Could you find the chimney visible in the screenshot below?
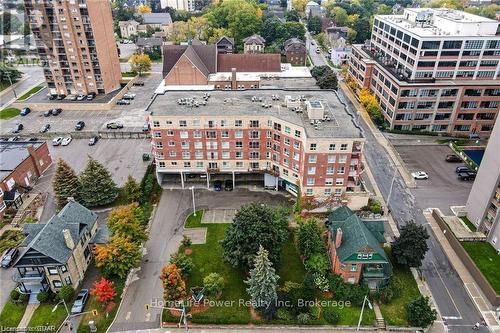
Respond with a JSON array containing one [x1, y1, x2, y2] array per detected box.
[[231, 67, 237, 90], [335, 228, 342, 248], [62, 229, 75, 250]]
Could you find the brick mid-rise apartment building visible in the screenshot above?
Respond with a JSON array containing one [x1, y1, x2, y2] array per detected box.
[[348, 8, 500, 137], [0, 141, 52, 219], [24, 0, 122, 96], [147, 89, 365, 201]]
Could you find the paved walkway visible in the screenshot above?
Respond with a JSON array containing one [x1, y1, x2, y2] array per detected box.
[[17, 303, 39, 329], [201, 209, 237, 224], [423, 209, 500, 332], [339, 82, 416, 189]]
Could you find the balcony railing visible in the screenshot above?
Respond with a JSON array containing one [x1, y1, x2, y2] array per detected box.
[[362, 266, 385, 278], [12, 271, 45, 283]]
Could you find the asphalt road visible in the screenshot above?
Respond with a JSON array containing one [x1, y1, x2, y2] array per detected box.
[[108, 189, 290, 332], [306, 31, 327, 67], [337, 86, 487, 333], [0, 65, 44, 109]]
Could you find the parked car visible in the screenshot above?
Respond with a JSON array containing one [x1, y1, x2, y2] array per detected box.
[[116, 99, 130, 105], [51, 108, 62, 116], [56, 94, 66, 100], [122, 93, 136, 100], [75, 121, 85, 131], [133, 80, 145, 86], [445, 154, 462, 162], [455, 166, 471, 173], [48, 94, 57, 100], [411, 171, 429, 179], [43, 109, 52, 117], [76, 93, 86, 101], [458, 171, 476, 181], [40, 124, 51, 133], [70, 289, 89, 314], [106, 122, 124, 129], [88, 135, 99, 146], [214, 180, 222, 191], [86, 92, 96, 101], [68, 94, 77, 101], [12, 123, 24, 133], [1, 248, 19, 268], [52, 137, 63, 146], [20, 107, 31, 116], [61, 136, 72, 146], [8, 136, 19, 141], [224, 179, 233, 191], [315, 48, 320, 54]]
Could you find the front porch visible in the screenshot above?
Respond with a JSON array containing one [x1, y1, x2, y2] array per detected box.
[[362, 263, 391, 289]]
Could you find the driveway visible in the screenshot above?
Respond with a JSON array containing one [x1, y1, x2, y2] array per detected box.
[[108, 189, 289, 332]]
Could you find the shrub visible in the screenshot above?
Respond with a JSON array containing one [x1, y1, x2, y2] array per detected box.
[[19, 293, 29, 303], [10, 289, 20, 301], [377, 277, 402, 304], [309, 305, 321, 319], [313, 273, 329, 292], [406, 296, 437, 328], [276, 308, 293, 321], [346, 283, 369, 307], [169, 253, 194, 277], [304, 253, 329, 275], [181, 235, 192, 248], [323, 307, 340, 324], [203, 273, 225, 298], [57, 285, 75, 302], [37, 291, 50, 303], [296, 218, 325, 260], [296, 312, 311, 324], [280, 281, 301, 293]]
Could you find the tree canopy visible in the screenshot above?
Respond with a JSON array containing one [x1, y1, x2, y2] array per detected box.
[[79, 157, 118, 207], [392, 222, 430, 268], [53, 159, 81, 209]]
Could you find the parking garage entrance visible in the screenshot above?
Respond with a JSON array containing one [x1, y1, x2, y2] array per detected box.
[[157, 170, 267, 190]]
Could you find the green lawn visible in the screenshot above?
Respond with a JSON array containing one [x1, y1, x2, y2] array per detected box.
[[121, 72, 136, 77], [0, 82, 10, 92], [184, 210, 204, 228], [461, 241, 500, 293], [28, 303, 67, 329], [0, 107, 20, 120], [460, 216, 477, 232], [77, 277, 125, 333], [0, 301, 27, 327], [0, 229, 25, 255], [379, 251, 421, 326], [17, 85, 43, 101], [276, 233, 306, 284]]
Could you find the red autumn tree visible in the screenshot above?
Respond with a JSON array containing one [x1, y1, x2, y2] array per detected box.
[[159, 264, 186, 301], [90, 277, 117, 304]]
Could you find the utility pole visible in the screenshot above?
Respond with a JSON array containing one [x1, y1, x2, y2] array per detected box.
[[190, 186, 196, 216]]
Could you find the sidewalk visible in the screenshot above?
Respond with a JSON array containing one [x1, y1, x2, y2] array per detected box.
[[17, 303, 39, 329], [339, 82, 416, 189], [423, 209, 500, 332]]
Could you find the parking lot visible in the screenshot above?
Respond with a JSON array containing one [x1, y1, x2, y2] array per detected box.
[[1, 73, 161, 136], [395, 144, 473, 214]]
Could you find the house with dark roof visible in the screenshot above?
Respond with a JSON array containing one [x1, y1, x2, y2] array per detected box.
[[243, 34, 266, 54], [216, 36, 235, 54], [284, 38, 306, 66], [137, 37, 163, 52], [0, 141, 52, 219], [13, 200, 106, 300], [327, 206, 391, 289]]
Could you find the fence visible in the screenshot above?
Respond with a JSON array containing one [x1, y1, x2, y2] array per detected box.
[[98, 131, 150, 139], [431, 209, 500, 306], [448, 142, 479, 171]]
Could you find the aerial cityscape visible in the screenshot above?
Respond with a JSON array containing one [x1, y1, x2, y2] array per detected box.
[[0, 0, 499, 332]]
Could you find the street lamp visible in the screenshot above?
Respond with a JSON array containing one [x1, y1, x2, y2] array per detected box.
[[52, 299, 70, 315], [386, 167, 398, 214], [357, 295, 373, 331], [5, 72, 17, 98], [190, 186, 196, 216]]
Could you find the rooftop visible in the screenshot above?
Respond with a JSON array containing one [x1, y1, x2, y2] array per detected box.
[[142, 12, 172, 25], [378, 8, 499, 37], [0, 141, 44, 181], [148, 89, 363, 139]]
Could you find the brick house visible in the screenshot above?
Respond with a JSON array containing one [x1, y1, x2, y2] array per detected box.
[[216, 36, 235, 54], [327, 206, 391, 289], [243, 34, 265, 54], [284, 38, 306, 66], [0, 141, 52, 219], [13, 200, 108, 301]]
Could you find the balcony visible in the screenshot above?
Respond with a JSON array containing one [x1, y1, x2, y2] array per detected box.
[[362, 265, 386, 278], [12, 270, 45, 283]]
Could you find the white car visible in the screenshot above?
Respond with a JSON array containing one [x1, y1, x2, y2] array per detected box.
[[61, 136, 72, 146], [52, 137, 63, 146], [411, 171, 429, 180]]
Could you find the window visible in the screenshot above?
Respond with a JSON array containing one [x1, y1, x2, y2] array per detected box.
[[193, 131, 202, 138], [350, 264, 357, 272], [169, 151, 176, 157], [307, 178, 315, 185], [250, 120, 259, 127], [53, 280, 63, 288], [181, 141, 189, 149], [159, 161, 166, 168], [194, 141, 202, 149], [336, 178, 344, 185], [64, 276, 72, 285], [308, 155, 317, 163], [308, 167, 316, 175], [180, 131, 188, 138], [221, 131, 229, 138], [235, 120, 242, 127], [167, 130, 174, 136], [220, 120, 228, 127], [329, 144, 336, 151], [235, 130, 243, 138], [293, 141, 300, 149], [335, 189, 342, 196], [206, 131, 217, 139], [182, 152, 190, 159], [235, 141, 243, 148], [309, 143, 317, 151], [236, 161, 244, 168], [179, 120, 187, 127], [196, 161, 203, 168], [192, 120, 200, 127], [326, 166, 334, 174], [155, 142, 163, 148], [324, 189, 332, 195], [221, 142, 230, 149], [195, 151, 203, 159], [328, 155, 336, 163], [284, 126, 291, 134], [339, 155, 347, 163], [305, 188, 313, 196], [294, 130, 301, 138], [235, 151, 243, 159], [340, 143, 348, 151], [325, 178, 333, 185], [338, 166, 345, 174], [154, 132, 161, 138], [153, 121, 160, 128], [184, 162, 191, 168], [48, 267, 58, 275], [222, 151, 230, 159], [284, 138, 290, 145]]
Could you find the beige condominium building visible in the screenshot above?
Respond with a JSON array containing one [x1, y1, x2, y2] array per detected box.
[[25, 0, 122, 96], [466, 120, 500, 250], [147, 89, 367, 203], [348, 8, 500, 138]]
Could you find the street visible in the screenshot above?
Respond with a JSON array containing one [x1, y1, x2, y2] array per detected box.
[[306, 31, 327, 67], [337, 86, 488, 333], [0, 65, 44, 109]]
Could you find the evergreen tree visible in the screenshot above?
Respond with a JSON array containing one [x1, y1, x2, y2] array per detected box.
[[245, 245, 279, 318], [123, 175, 142, 203], [79, 157, 118, 207], [392, 222, 429, 268], [53, 159, 81, 208]]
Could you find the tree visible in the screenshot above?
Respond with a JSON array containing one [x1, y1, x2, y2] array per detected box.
[[90, 277, 117, 304], [307, 15, 321, 34], [392, 222, 430, 268], [107, 204, 148, 243], [94, 234, 142, 279], [123, 176, 142, 203], [292, 0, 308, 13], [129, 53, 151, 76], [160, 264, 186, 301], [169, 253, 194, 277], [136, 4, 152, 14], [53, 159, 81, 209], [203, 273, 225, 298], [304, 253, 329, 275], [221, 204, 289, 270], [58, 285, 75, 303], [317, 71, 338, 89], [282, 22, 306, 41], [79, 157, 118, 207], [329, 7, 348, 26], [296, 219, 325, 260], [0, 12, 22, 34], [285, 9, 301, 22], [352, 17, 371, 43], [0, 65, 22, 85], [406, 296, 437, 328], [245, 246, 279, 318]]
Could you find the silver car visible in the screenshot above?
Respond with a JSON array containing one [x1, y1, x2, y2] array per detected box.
[[70, 289, 89, 314]]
